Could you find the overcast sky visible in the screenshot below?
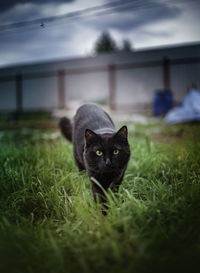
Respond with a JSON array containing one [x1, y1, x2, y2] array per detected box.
[[0, 0, 200, 67]]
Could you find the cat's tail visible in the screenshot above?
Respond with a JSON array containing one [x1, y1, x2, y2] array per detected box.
[[59, 117, 72, 142]]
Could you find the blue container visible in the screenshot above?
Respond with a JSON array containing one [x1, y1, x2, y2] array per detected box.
[[153, 90, 173, 116]]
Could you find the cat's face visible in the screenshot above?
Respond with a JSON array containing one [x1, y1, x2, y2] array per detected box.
[[84, 126, 130, 174]]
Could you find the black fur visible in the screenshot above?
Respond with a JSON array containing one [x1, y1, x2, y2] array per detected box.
[[59, 104, 130, 211], [59, 117, 72, 142]]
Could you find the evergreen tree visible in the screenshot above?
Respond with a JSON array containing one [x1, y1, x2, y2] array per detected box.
[[122, 39, 133, 52], [95, 32, 117, 54]]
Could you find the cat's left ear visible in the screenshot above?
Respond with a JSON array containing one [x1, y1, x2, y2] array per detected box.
[[115, 125, 128, 140], [85, 129, 97, 145]]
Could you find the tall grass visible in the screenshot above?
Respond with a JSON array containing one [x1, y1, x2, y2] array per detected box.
[[0, 126, 200, 273]]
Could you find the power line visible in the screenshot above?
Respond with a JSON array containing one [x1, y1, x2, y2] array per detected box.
[[0, 0, 141, 31], [0, 0, 198, 32]]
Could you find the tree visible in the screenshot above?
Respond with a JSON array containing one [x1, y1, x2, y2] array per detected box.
[[95, 32, 118, 54], [122, 39, 133, 52]]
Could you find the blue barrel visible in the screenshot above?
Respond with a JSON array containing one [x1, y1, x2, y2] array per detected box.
[[153, 90, 173, 116]]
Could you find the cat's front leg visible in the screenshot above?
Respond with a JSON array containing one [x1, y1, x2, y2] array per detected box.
[[92, 182, 107, 203], [91, 182, 108, 215], [112, 169, 126, 192]]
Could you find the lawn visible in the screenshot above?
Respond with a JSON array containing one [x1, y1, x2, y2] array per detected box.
[[0, 122, 200, 273]]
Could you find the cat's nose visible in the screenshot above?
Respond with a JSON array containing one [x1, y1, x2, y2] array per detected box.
[[105, 158, 111, 166]]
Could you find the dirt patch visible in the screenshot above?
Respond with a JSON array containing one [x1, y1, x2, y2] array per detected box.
[[151, 135, 181, 142]]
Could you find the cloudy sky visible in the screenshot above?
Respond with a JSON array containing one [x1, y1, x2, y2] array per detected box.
[[0, 0, 200, 67]]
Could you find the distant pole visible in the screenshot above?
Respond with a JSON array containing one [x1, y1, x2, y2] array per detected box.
[[108, 64, 116, 110], [163, 57, 170, 90], [16, 74, 23, 112], [58, 70, 66, 108]]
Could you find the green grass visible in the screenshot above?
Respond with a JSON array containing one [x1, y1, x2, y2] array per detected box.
[[0, 124, 200, 273]]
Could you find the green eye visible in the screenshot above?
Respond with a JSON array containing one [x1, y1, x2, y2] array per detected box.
[[96, 150, 103, 156], [113, 149, 119, 155]]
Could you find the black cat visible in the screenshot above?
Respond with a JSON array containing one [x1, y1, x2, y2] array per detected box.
[[59, 103, 130, 210]]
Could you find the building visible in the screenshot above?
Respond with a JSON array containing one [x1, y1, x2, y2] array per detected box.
[[0, 42, 200, 112]]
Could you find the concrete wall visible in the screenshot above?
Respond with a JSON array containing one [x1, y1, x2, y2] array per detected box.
[[115, 66, 163, 110], [170, 62, 200, 102], [0, 80, 16, 111], [65, 71, 109, 103], [0, 42, 200, 112], [22, 76, 58, 110]]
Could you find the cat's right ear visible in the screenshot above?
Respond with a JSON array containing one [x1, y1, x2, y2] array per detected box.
[[85, 129, 97, 145]]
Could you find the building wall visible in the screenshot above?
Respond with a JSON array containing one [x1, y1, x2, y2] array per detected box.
[[64, 71, 109, 103], [22, 76, 58, 110], [115, 66, 163, 110], [0, 80, 16, 111], [0, 43, 200, 112], [170, 62, 200, 102]]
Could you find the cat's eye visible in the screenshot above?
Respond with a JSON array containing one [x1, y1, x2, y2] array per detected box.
[[96, 150, 103, 156], [113, 149, 120, 155]]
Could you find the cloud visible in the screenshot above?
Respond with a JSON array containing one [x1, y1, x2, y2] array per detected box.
[[0, 0, 107, 66], [0, 1, 76, 25], [0, 0, 199, 67], [0, 17, 98, 66], [0, 0, 105, 25], [84, 1, 181, 32], [0, 0, 74, 13]]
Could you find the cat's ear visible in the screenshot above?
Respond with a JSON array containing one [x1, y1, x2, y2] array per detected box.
[[115, 125, 128, 140], [85, 129, 97, 145]]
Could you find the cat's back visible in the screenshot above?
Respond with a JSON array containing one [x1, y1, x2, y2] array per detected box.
[[73, 103, 115, 132]]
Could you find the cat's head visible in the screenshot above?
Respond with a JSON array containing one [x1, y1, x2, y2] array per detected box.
[[84, 126, 130, 174]]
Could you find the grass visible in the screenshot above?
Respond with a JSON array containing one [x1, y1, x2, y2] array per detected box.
[[0, 123, 200, 273]]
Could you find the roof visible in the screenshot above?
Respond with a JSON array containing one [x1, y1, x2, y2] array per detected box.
[[0, 41, 200, 76]]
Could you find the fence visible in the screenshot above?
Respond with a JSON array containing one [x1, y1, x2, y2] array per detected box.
[[0, 56, 200, 112]]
